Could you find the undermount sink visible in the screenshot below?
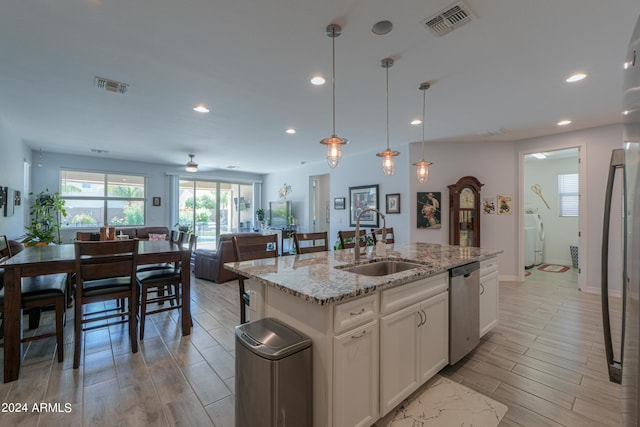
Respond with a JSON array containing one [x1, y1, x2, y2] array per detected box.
[[337, 260, 424, 277]]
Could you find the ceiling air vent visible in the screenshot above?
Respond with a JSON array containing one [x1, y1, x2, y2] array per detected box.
[[423, 1, 475, 37], [94, 76, 129, 95]]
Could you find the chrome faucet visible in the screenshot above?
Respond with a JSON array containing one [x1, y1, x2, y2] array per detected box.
[[354, 208, 386, 262]]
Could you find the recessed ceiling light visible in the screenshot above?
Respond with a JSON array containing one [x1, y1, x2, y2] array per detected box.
[[285, 128, 296, 134], [372, 20, 393, 35], [410, 119, 422, 125], [566, 73, 587, 83], [557, 120, 572, 126], [531, 153, 547, 159], [623, 110, 630, 115], [310, 76, 325, 85], [193, 105, 210, 113]]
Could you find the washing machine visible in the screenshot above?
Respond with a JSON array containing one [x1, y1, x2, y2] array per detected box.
[[524, 213, 544, 266]]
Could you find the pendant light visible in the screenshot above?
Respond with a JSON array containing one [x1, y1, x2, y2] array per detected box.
[[412, 82, 433, 183], [376, 58, 399, 176], [185, 154, 198, 172], [320, 24, 348, 169]]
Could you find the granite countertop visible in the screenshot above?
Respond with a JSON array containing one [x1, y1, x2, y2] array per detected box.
[[225, 242, 503, 306]]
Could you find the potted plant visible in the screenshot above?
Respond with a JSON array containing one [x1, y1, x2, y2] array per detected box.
[[255, 208, 265, 222], [23, 189, 67, 246]]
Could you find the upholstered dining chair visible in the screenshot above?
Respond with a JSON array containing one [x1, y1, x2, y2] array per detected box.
[[338, 229, 367, 249], [232, 234, 278, 324], [0, 235, 67, 362], [370, 227, 395, 244], [294, 232, 329, 254], [76, 231, 100, 241], [73, 239, 139, 368], [136, 233, 195, 339], [137, 230, 182, 273]]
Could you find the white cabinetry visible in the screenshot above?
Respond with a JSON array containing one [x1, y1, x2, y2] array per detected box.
[[334, 321, 379, 427], [479, 257, 499, 337], [379, 273, 449, 416], [333, 294, 379, 427]]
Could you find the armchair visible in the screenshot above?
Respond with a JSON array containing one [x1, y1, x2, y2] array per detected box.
[[194, 233, 261, 283]]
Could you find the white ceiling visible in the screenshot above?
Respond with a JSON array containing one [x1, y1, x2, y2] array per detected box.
[[1, 0, 638, 174]]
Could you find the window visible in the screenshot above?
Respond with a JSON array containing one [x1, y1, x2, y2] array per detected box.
[[178, 179, 254, 250], [60, 170, 146, 227], [558, 173, 578, 217]]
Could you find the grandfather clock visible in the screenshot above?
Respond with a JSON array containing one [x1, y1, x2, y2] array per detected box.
[[448, 176, 483, 247]]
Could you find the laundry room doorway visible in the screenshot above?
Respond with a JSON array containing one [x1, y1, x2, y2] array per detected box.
[[521, 147, 582, 289]]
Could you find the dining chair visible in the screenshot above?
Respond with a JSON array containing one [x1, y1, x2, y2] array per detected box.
[[137, 230, 182, 273], [370, 227, 395, 244], [76, 231, 100, 241], [136, 233, 195, 339], [0, 235, 67, 362], [294, 232, 329, 254], [338, 229, 367, 249], [232, 234, 278, 324], [73, 239, 139, 369]]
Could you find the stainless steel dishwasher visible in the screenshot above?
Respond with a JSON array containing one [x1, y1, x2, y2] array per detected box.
[[449, 261, 480, 365]]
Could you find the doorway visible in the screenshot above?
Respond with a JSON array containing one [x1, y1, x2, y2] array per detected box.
[[521, 147, 584, 289], [309, 174, 330, 234]]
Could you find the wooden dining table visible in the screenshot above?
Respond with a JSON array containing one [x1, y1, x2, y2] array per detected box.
[[0, 239, 192, 383]]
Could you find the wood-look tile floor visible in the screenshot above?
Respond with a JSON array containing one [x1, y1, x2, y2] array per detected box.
[[0, 267, 623, 427]]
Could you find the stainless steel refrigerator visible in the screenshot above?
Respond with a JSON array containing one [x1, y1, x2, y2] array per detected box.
[[602, 13, 640, 427]]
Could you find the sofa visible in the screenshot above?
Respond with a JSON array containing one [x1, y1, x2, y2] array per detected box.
[[115, 226, 170, 240], [194, 232, 261, 283]]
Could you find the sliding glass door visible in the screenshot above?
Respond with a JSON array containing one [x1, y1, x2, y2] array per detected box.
[[178, 179, 254, 250]]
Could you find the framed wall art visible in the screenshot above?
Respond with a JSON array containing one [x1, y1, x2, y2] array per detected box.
[[417, 191, 441, 228], [349, 184, 379, 227], [334, 197, 345, 210], [497, 194, 512, 214], [386, 193, 400, 214], [152, 196, 161, 207], [483, 197, 496, 214]]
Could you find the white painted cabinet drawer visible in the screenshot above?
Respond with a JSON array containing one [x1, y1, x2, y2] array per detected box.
[[380, 272, 448, 315], [334, 294, 379, 334], [480, 258, 498, 277]]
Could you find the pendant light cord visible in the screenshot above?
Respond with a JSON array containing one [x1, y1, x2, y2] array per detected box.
[[331, 26, 336, 136], [421, 86, 426, 160], [386, 62, 390, 150]]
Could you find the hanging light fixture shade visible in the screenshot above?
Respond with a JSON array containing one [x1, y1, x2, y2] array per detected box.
[[185, 154, 198, 172], [412, 82, 433, 183], [376, 58, 400, 176], [320, 24, 348, 169]]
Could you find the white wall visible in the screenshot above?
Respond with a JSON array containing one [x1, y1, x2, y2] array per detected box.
[[0, 115, 29, 240], [409, 140, 518, 280], [265, 140, 517, 278], [263, 124, 620, 288], [516, 124, 623, 294], [264, 144, 412, 249], [31, 151, 264, 243], [524, 156, 579, 266]]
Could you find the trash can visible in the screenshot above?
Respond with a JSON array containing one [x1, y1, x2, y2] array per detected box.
[[235, 317, 312, 427], [569, 245, 579, 269]]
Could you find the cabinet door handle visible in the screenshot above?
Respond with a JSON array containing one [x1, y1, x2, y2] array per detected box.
[[351, 330, 367, 339], [421, 309, 427, 325], [350, 307, 366, 316], [480, 283, 485, 295], [417, 310, 425, 327]]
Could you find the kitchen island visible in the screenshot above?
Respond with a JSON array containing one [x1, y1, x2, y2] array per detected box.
[[226, 242, 502, 427]]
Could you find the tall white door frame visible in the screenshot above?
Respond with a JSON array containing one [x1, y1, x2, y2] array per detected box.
[[518, 144, 586, 291]]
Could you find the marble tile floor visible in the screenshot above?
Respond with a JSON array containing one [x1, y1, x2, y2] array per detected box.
[[0, 269, 623, 427], [375, 375, 507, 427]]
